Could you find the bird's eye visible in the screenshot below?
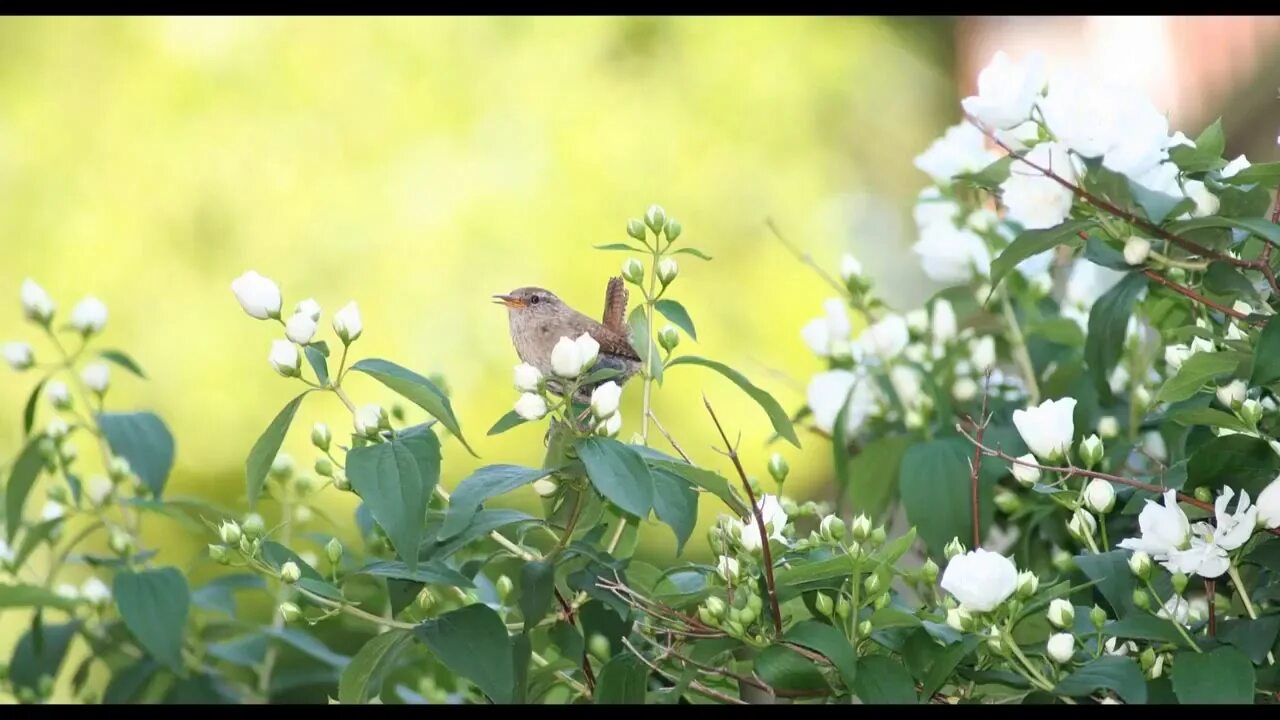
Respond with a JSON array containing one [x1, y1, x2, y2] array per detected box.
[[530, 295, 541, 305]]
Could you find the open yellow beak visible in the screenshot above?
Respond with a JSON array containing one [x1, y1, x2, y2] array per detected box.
[[492, 294, 526, 308]]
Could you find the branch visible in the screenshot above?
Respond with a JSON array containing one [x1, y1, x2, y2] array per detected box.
[[704, 396, 785, 636], [763, 217, 850, 298], [966, 372, 993, 549]]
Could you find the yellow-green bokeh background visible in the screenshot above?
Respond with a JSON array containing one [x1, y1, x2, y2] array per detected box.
[[0, 16, 957, 697]]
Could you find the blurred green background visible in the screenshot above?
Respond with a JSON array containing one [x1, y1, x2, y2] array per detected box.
[[0, 16, 957, 694]]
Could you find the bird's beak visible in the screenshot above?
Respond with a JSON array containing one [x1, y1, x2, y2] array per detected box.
[[493, 294, 526, 308]]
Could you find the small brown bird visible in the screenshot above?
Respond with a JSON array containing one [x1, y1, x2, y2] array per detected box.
[[494, 277, 643, 399]]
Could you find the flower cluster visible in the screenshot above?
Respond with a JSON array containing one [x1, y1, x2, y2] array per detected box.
[[231, 270, 363, 381]]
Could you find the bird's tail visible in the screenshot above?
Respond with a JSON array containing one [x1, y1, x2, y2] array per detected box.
[[602, 276, 628, 332]]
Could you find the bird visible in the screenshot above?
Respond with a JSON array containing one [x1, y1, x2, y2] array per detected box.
[[494, 277, 643, 401]]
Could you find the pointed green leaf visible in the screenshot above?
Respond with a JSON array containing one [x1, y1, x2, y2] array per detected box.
[[665, 355, 800, 447], [350, 358, 476, 457], [595, 653, 650, 703], [518, 560, 556, 631], [414, 604, 514, 703], [21, 377, 46, 437], [338, 629, 416, 704], [1166, 216, 1280, 246], [439, 464, 555, 540], [576, 437, 654, 518], [1157, 351, 1248, 403], [671, 247, 712, 261], [346, 437, 432, 570], [989, 220, 1093, 293], [98, 349, 147, 379], [99, 411, 176, 498], [1171, 647, 1254, 704], [5, 438, 44, 542], [650, 466, 698, 553], [654, 299, 697, 340], [244, 392, 308, 509], [113, 567, 190, 671], [486, 410, 528, 436], [1085, 272, 1146, 398], [1054, 656, 1146, 704], [303, 345, 329, 385], [0, 583, 79, 612], [785, 620, 857, 689]]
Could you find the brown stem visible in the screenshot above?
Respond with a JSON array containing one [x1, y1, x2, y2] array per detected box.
[[703, 397, 785, 636], [1205, 578, 1217, 638], [968, 372, 993, 548], [1143, 269, 1258, 324], [648, 410, 693, 463], [954, 424, 1280, 537], [620, 638, 747, 705]]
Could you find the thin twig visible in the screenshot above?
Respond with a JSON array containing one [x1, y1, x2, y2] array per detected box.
[[621, 638, 748, 705], [1205, 578, 1216, 639], [1143, 269, 1259, 324], [704, 396, 785, 636], [648, 410, 693, 463], [966, 372, 993, 549], [763, 217, 851, 297]]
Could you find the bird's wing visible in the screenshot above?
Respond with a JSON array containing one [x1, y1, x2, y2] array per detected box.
[[570, 313, 642, 363], [602, 276, 628, 332]]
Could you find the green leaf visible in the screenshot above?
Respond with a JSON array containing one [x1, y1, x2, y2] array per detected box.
[[21, 377, 46, 437], [627, 305, 663, 385], [1073, 551, 1137, 618], [10, 620, 79, 692], [899, 438, 992, 558], [346, 436, 435, 570], [1167, 215, 1280, 246], [989, 220, 1092, 293], [1218, 616, 1280, 664], [350, 358, 476, 457], [953, 154, 1014, 189], [303, 345, 329, 385], [244, 392, 308, 509], [0, 583, 78, 612], [1156, 351, 1246, 403], [576, 437, 655, 518], [1171, 647, 1255, 704], [103, 659, 160, 704], [1054, 656, 1147, 704], [354, 560, 474, 588], [113, 567, 190, 670], [98, 349, 147, 379], [1129, 178, 1187, 224], [1186, 433, 1280, 497], [97, 411, 175, 498], [1205, 263, 1262, 305], [1082, 234, 1131, 270], [665, 355, 800, 448], [4, 438, 44, 542], [654, 298, 697, 340], [753, 644, 831, 693], [414, 603, 514, 704], [774, 554, 856, 598], [1085, 272, 1146, 398], [1228, 161, 1280, 188], [1252, 315, 1280, 387], [1197, 118, 1226, 156], [518, 560, 556, 631], [1166, 407, 1249, 433], [511, 632, 532, 704], [594, 652, 650, 703], [785, 621, 857, 689], [921, 636, 981, 700], [439, 464, 554, 540], [1029, 317, 1086, 347], [338, 629, 416, 704], [846, 434, 914, 520], [487, 410, 527, 436], [671, 247, 712, 261], [650, 466, 697, 553], [852, 654, 917, 704], [594, 242, 642, 252], [644, 458, 748, 516]]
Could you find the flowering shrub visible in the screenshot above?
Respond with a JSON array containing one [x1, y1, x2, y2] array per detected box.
[[5, 50, 1280, 705]]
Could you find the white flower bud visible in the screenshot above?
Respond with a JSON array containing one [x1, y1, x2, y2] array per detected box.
[[47, 381, 71, 410], [969, 336, 996, 373], [952, 377, 978, 402], [271, 453, 294, 477], [230, 271, 282, 320], [1046, 633, 1075, 664], [219, 521, 242, 545], [716, 556, 739, 582], [280, 561, 301, 584], [354, 403, 388, 436], [657, 325, 680, 352], [595, 411, 623, 437], [656, 257, 679, 286], [1011, 455, 1040, 487], [70, 296, 108, 335], [3, 342, 33, 371], [1084, 478, 1116, 514], [285, 312, 318, 344], [626, 218, 647, 241], [905, 308, 928, 334], [45, 417, 69, 440], [242, 513, 266, 536], [1216, 379, 1247, 409], [295, 298, 322, 321], [621, 258, 645, 285], [311, 422, 331, 451], [81, 362, 111, 394], [768, 453, 789, 484], [590, 381, 622, 418], [945, 607, 974, 632], [21, 278, 56, 324], [1047, 598, 1075, 629], [550, 337, 581, 378], [1123, 236, 1151, 266], [1078, 434, 1104, 468], [532, 478, 559, 497], [1184, 180, 1220, 218], [840, 254, 863, 283], [513, 363, 542, 392], [86, 475, 113, 507], [1127, 550, 1152, 579], [279, 601, 302, 623], [664, 218, 683, 241], [931, 299, 957, 344], [819, 514, 845, 542], [944, 537, 966, 560], [850, 514, 872, 541], [514, 393, 548, 421], [1016, 570, 1039, 598], [645, 204, 667, 233], [332, 301, 363, 344], [575, 333, 600, 371], [1067, 508, 1097, 541], [268, 340, 301, 378], [1096, 415, 1120, 440]]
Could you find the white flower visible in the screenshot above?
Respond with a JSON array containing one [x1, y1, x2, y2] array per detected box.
[[962, 51, 1046, 130], [1118, 489, 1190, 560], [47, 381, 70, 408], [1216, 380, 1247, 408], [1097, 416, 1120, 439], [940, 548, 1019, 612], [716, 556, 739, 582], [912, 223, 992, 284], [513, 363, 542, 393], [1100, 96, 1171, 180], [952, 377, 978, 402], [1011, 455, 1040, 487], [532, 478, 558, 497], [889, 365, 923, 409], [550, 337, 583, 378], [1104, 637, 1137, 657], [801, 298, 852, 358], [1039, 71, 1126, 158], [740, 495, 787, 552], [807, 370, 879, 437], [514, 393, 548, 421], [1183, 180, 1220, 218], [1047, 598, 1074, 628], [3, 342, 33, 370], [931, 299, 958, 344], [590, 381, 622, 418], [354, 404, 387, 436], [1164, 532, 1230, 579], [285, 312, 318, 344], [70, 297, 108, 335], [1084, 479, 1116, 514], [914, 121, 999, 184], [1133, 161, 1185, 201], [598, 411, 623, 437], [1123, 237, 1152, 266], [81, 576, 111, 605], [332, 301, 363, 344], [1209, 487, 1256, 551], [575, 333, 600, 371], [21, 278, 56, 323], [41, 500, 65, 522], [945, 607, 973, 631], [840, 254, 863, 283], [1190, 336, 1216, 355], [969, 335, 996, 372], [1012, 397, 1077, 462], [87, 475, 113, 507], [913, 187, 961, 228], [1164, 344, 1192, 371], [1257, 476, 1280, 529], [230, 271, 282, 320], [81, 362, 111, 394], [994, 120, 1042, 153], [656, 257, 679, 285], [1157, 596, 1191, 626], [295, 298, 322, 321], [1046, 633, 1075, 664], [1065, 260, 1126, 309], [1220, 154, 1251, 179], [1000, 142, 1078, 230], [268, 340, 300, 378], [855, 314, 909, 362]]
